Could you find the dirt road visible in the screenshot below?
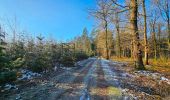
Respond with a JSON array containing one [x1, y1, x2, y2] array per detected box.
[[2, 58, 170, 100]]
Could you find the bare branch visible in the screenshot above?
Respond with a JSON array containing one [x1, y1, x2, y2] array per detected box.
[[111, 0, 129, 8]]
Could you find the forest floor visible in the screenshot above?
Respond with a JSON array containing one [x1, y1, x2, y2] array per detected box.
[[0, 58, 170, 100]]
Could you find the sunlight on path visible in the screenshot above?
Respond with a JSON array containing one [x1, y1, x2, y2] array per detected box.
[[100, 59, 129, 100]]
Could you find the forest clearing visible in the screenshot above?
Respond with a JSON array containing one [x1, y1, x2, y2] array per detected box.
[[0, 0, 170, 100]]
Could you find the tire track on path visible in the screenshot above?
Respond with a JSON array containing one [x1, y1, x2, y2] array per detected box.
[[90, 59, 109, 100], [5, 59, 94, 100], [54, 58, 96, 100], [101, 59, 131, 100]]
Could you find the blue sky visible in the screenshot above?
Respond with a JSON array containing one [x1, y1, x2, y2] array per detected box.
[[0, 0, 96, 41]]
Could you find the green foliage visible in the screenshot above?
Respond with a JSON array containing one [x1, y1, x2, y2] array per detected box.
[[0, 48, 5, 70], [59, 56, 75, 67], [0, 32, 92, 80], [8, 42, 25, 60], [11, 57, 25, 69], [24, 52, 35, 69], [29, 57, 45, 72], [0, 71, 17, 85], [75, 52, 89, 61], [25, 51, 52, 72], [2, 41, 26, 70], [25, 42, 53, 72], [0, 50, 12, 70], [0, 43, 19, 85]]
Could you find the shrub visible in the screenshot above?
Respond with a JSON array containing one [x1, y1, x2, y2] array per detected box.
[[25, 52, 52, 72], [0, 71, 17, 85], [0, 52, 13, 71], [11, 57, 25, 69], [59, 56, 75, 67], [75, 52, 89, 61], [33, 56, 51, 72]]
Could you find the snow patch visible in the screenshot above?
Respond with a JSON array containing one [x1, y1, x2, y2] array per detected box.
[[101, 60, 135, 99], [61, 67, 73, 70], [161, 77, 170, 85], [134, 70, 170, 85], [101, 60, 121, 87], [18, 69, 42, 80], [80, 60, 97, 100], [3, 84, 18, 91]]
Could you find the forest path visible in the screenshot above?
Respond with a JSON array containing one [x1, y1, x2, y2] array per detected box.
[[4, 58, 128, 100], [3, 58, 169, 100], [54, 58, 127, 100]]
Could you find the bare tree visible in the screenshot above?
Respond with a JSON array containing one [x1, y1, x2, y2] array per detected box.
[[156, 0, 170, 52], [115, 12, 121, 57], [6, 16, 18, 43], [142, 0, 148, 65], [89, 0, 112, 59], [149, 14, 158, 60]]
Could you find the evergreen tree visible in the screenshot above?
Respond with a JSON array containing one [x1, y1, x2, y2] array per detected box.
[[82, 28, 91, 54], [0, 25, 9, 70]]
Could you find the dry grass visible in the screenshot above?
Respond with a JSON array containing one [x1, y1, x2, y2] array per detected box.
[[147, 58, 170, 76], [149, 58, 170, 68], [111, 56, 170, 76], [110, 56, 170, 98], [111, 56, 134, 63]]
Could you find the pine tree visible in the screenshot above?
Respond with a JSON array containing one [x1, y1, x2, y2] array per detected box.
[[81, 28, 92, 55], [0, 25, 8, 70]]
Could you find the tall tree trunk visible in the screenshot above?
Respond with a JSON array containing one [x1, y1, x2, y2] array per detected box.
[[142, 0, 148, 65], [130, 0, 145, 69], [168, 22, 170, 37], [168, 21, 170, 44], [115, 13, 121, 58], [105, 20, 109, 60], [167, 17, 170, 58], [151, 23, 157, 60], [131, 40, 134, 58], [158, 23, 161, 58]]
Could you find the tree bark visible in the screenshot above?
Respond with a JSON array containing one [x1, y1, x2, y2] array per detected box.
[[150, 17, 157, 60], [142, 0, 149, 65], [158, 23, 161, 58], [131, 40, 134, 58], [105, 20, 109, 60], [115, 13, 121, 58], [130, 0, 144, 69]]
